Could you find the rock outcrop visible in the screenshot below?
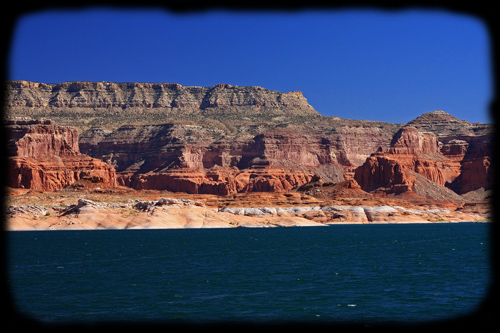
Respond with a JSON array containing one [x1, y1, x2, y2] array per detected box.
[[439, 134, 492, 194], [407, 110, 492, 194], [77, 122, 394, 193], [3, 81, 492, 202], [5, 81, 323, 131], [5, 80, 400, 182], [6, 81, 316, 113], [355, 126, 455, 192], [407, 110, 489, 137], [119, 167, 314, 195], [6, 118, 117, 191], [354, 118, 491, 199], [387, 126, 440, 155], [218, 204, 479, 224]]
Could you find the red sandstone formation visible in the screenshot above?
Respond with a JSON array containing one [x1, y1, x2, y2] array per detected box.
[[7, 118, 117, 191], [76, 122, 395, 193], [353, 124, 488, 199], [118, 167, 314, 195], [7, 118, 80, 159], [6, 112, 490, 199], [3, 81, 491, 201], [450, 153, 492, 194], [407, 110, 492, 194], [387, 126, 440, 155]]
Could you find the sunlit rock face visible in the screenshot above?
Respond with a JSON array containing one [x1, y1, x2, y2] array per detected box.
[[5, 82, 492, 199], [354, 112, 492, 198], [6, 118, 117, 191]]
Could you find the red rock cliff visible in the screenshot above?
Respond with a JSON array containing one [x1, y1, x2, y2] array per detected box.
[[7, 118, 117, 191], [7, 118, 80, 159], [444, 134, 492, 194], [354, 126, 462, 196], [118, 167, 314, 195]]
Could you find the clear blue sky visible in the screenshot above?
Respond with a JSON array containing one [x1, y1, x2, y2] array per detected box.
[[8, 7, 493, 124]]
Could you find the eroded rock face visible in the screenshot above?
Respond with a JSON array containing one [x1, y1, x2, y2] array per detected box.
[[408, 111, 493, 194], [7, 118, 80, 159], [79, 123, 226, 172], [354, 126, 460, 193], [6, 80, 319, 116], [7, 156, 117, 191], [354, 118, 490, 198], [442, 134, 492, 194], [406, 110, 477, 137], [4, 82, 491, 200], [77, 110, 491, 197], [353, 155, 412, 194], [77, 122, 395, 193], [7, 118, 117, 191], [118, 167, 314, 195], [5, 81, 399, 187], [388, 126, 440, 155]]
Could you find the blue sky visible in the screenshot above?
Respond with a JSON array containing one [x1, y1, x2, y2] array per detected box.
[[8, 7, 492, 124]]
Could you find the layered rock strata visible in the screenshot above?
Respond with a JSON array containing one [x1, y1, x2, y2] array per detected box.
[[439, 134, 492, 194], [3, 80, 491, 202], [119, 167, 314, 195], [6, 118, 117, 191], [6, 81, 316, 113], [218, 204, 479, 223], [407, 110, 490, 137], [78, 123, 392, 173], [5, 81, 322, 131], [77, 123, 392, 194], [354, 121, 491, 199], [405, 110, 492, 194]]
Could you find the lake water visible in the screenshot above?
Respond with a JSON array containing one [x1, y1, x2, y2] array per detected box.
[[6, 223, 492, 325]]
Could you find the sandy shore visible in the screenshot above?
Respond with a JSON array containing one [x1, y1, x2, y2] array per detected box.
[[5, 195, 489, 231]]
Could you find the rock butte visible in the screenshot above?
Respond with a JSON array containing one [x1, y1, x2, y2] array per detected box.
[[6, 118, 117, 191], [4, 81, 492, 229]]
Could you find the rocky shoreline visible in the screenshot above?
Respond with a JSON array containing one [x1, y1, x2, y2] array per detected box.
[[4, 82, 492, 230], [6, 195, 489, 231]]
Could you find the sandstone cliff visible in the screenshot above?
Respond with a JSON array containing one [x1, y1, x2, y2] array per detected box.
[[118, 167, 314, 195], [76, 122, 394, 194], [5, 80, 323, 131], [6, 81, 316, 112], [354, 121, 491, 200], [407, 110, 492, 194], [3, 81, 491, 202], [6, 118, 117, 191]]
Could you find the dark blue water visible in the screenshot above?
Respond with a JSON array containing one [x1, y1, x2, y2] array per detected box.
[[7, 223, 491, 324]]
